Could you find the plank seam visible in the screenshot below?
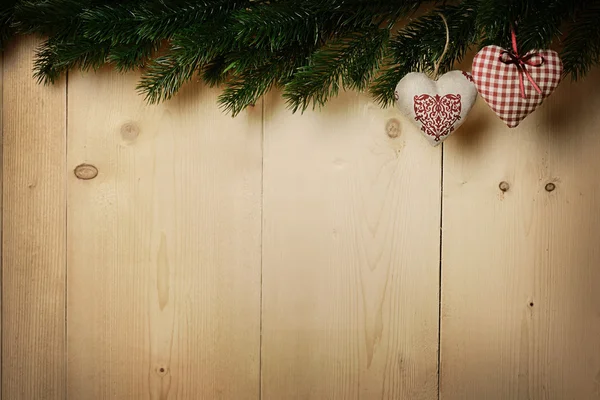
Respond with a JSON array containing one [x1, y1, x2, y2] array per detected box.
[[259, 97, 265, 400], [1, 50, 4, 400], [437, 143, 444, 400], [64, 70, 69, 400]]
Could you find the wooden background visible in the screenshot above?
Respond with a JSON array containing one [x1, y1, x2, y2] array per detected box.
[[2, 36, 600, 400]]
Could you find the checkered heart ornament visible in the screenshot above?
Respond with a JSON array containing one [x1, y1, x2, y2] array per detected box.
[[471, 29, 563, 128]]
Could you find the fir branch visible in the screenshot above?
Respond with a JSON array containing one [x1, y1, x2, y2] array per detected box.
[[137, 53, 201, 104], [336, 0, 430, 29], [0, 0, 17, 49], [14, 0, 116, 80], [284, 27, 389, 112], [137, 20, 236, 103], [219, 46, 313, 116], [370, 58, 406, 108], [202, 56, 229, 86], [233, 0, 428, 51], [12, 0, 89, 36], [517, 0, 566, 52], [475, 0, 526, 49], [508, 0, 589, 54], [82, 0, 242, 44], [108, 40, 158, 71], [562, 2, 600, 79], [33, 35, 111, 83], [233, 2, 320, 51], [2, 0, 600, 114]]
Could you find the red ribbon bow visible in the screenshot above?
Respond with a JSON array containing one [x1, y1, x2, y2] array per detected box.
[[499, 29, 545, 99]]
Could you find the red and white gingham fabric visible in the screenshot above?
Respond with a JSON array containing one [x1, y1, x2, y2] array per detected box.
[[471, 45, 563, 128]]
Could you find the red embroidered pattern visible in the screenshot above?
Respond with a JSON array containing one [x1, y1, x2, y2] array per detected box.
[[413, 94, 462, 141], [462, 71, 475, 83]]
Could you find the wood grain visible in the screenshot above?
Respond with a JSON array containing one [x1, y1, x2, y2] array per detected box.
[[2, 36, 67, 399], [261, 92, 441, 399], [3, 37, 600, 400], [0, 51, 2, 400], [66, 70, 262, 399], [441, 70, 600, 399]]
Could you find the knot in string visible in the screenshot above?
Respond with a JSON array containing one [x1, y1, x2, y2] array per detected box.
[[499, 29, 545, 99]]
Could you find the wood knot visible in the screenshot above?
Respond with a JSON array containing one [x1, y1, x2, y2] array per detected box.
[[386, 119, 401, 138], [499, 181, 510, 192], [545, 183, 556, 192], [120, 122, 140, 142], [156, 366, 169, 377], [74, 164, 98, 180]]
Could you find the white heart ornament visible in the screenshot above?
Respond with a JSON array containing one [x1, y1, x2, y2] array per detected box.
[[395, 71, 478, 146]]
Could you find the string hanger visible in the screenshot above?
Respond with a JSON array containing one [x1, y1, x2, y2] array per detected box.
[[499, 27, 544, 98], [432, 13, 450, 80]]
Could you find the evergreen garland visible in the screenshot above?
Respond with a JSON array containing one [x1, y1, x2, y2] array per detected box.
[[1, 0, 599, 116]]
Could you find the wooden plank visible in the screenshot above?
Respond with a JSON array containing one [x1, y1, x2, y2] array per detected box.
[[2, 36, 67, 399], [441, 70, 600, 399], [262, 92, 441, 399], [0, 51, 3, 400], [66, 70, 262, 399]]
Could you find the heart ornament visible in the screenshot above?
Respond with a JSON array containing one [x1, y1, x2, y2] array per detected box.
[[395, 70, 478, 146], [471, 45, 563, 128]]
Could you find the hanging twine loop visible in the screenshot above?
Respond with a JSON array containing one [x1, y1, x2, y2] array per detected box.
[[499, 29, 544, 98], [432, 13, 450, 80]]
